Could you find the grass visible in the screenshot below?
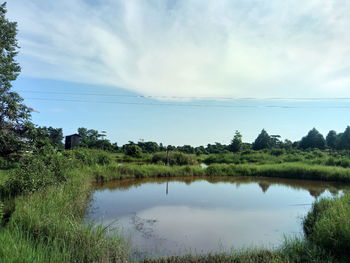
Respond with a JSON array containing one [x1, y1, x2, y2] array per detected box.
[[303, 194, 350, 261], [90, 162, 350, 184], [206, 163, 350, 182], [0, 168, 128, 263], [1, 149, 350, 262]]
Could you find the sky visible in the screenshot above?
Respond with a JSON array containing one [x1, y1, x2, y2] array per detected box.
[[6, 0, 350, 146]]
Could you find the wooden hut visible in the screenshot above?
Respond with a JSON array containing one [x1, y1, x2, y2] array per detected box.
[[65, 134, 82, 149]]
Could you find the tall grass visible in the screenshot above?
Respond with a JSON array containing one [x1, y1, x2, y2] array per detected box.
[[1, 170, 128, 263], [92, 162, 350, 184], [1, 148, 350, 262], [303, 194, 350, 260], [93, 163, 205, 182], [206, 163, 350, 182]]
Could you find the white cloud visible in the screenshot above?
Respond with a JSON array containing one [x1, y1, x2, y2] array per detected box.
[[7, 0, 350, 99]]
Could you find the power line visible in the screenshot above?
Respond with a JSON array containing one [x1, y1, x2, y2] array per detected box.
[[23, 97, 350, 109], [16, 90, 350, 101]]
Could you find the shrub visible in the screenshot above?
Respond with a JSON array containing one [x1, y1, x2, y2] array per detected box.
[[124, 144, 142, 158], [151, 152, 197, 165], [0, 201, 3, 224], [5, 146, 67, 195], [303, 194, 350, 259]]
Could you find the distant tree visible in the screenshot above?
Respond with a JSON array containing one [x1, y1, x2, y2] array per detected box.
[[252, 129, 272, 150], [166, 145, 176, 151], [0, 3, 33, 159], [194, 146, 207, 156], [124, 144, 142, 158], [206, 143, 228, 154], [282, 139, 293, 150], [228, 130, 242, 152], [34, 126, 64, 149], [270, 135, 282, 147], [326, 130, 338, 149], [159, 143, 166, 151], [299, 128, 326, 150], [337, 126, 350, 150], [77, 127, 114, 150], [177, 145, 195, 154], [137, 141, 159, 153]]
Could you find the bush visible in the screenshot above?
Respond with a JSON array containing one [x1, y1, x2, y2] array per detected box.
[[124, 144, 142, 158], [0, 201, 3, 225], [303, 194, 350, 259], [151, 152, 197, 165], [5, 146, 67, 196], [63, 148, 112, 166]]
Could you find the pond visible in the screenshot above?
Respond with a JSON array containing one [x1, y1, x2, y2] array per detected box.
[[86, 176, 349, 258]]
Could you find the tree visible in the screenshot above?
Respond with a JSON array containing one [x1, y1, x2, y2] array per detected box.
[[0, 3, 33, 158], [252, 129, 272, 150], [32, 126, 64, 149], [137, 141, 159, 153], [124, 144, 142, 158], [299, 128, 326, 150], [337, 126, 350, 150], [326, 130, 338, 149], [228, 130, 242, 152]]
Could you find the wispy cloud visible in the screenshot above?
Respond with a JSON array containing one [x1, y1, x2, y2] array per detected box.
[[7, 0, 350, 99]]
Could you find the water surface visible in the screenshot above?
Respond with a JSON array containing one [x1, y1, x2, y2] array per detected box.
[[86, 176, 348, 258]]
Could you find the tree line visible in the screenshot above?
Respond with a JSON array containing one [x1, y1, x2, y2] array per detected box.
[[1, 2, 350, 160]]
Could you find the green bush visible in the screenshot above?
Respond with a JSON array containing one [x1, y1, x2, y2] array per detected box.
[[124, 144, 142, 158], [151, 152, 197, 165], [5, 147, 67, 196], [0, 201, 3, 225], [303, 194, 350, 259]]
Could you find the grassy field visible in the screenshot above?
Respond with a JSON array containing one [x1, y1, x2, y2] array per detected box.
[[1, 149, 350, 262]]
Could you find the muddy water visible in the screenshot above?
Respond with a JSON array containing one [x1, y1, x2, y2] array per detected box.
[[86, 176, 349, 258]]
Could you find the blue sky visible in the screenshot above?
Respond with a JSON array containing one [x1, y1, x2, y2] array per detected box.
[[7, 0, 350, 145]]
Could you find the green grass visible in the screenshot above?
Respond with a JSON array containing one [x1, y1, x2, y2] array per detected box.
[[206, 163, 350, 182], [1, 149, 350, 262], [303, 194, 350, 261], [0, 168, 128, 263], [91, 162, 350, 184]]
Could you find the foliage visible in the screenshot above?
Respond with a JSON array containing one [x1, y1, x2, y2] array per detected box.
[[137, 141, 160, 153], [77, 127, 116, 151], [1, 171, 128, 263], [252, 129, 273, 150], [326, 130, 338, 149], [124, 143, 143, 158], [303, 194, 350, 260], [299, 128, 326, 150], [337, 126, 350, 150], [0, 200, 3, 224], [228, 130, 242, 152], [151, 151, 197, 165], [0, 3, 33, 159], [4, 146, 67, 196]]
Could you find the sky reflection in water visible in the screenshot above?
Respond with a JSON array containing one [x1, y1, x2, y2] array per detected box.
[[86, 176, 349, 258]]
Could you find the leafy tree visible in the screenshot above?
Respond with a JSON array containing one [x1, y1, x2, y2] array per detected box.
[[77, 127, 114, 150], [177, 145, 195, 154], [337, 126, 350, 150], [270, 135, 282, 147], [228, 130, 242, 152], [252, 129, 272, 150], [282, 139, 293, 150], [206, 143, 228, 154], [299, 128, 326, 150], [0, 3, 33, 159], [326, 130, 338, 149], [28, 126, 64, 149], [124, 144, 142, 158], [137, 141, 159, 153], [194, 146, 207, 155]]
